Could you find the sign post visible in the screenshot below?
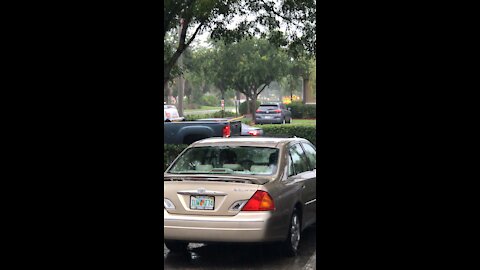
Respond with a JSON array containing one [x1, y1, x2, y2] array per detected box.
[[221, 99, 225, 117]]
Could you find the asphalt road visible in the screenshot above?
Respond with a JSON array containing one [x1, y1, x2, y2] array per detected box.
[[164, 224, 316, 270]]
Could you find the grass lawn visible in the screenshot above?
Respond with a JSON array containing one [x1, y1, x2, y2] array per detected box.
[[289, 119, 316, 125]]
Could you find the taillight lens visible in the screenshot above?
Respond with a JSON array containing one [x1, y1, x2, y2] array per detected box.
[[273, 109, 281, 113], [223, 125, 231, 137], [242, 190, 275, 211], [256, 109, 261, 113], [248, 130, 260, 136]]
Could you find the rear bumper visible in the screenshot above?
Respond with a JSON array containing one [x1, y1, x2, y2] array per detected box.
[[255, 118, 283, 124], [164, 210, 275, 243]]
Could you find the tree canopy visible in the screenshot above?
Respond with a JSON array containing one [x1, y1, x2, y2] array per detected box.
[[164, 0, 316, 85]]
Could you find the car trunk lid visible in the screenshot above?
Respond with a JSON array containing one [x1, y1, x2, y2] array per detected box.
[[164, 176, 265, 216]]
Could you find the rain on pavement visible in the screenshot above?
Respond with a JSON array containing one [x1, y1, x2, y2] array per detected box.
[[164, 224, 317, 270]]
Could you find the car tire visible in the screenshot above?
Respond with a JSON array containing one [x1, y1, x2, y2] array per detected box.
[[164, 240, 189, 253], [280, 209, 301, 257]]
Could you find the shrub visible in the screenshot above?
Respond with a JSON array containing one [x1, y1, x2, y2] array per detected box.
[[241, 118, 253, 125], [211, 110, 236, 118], [164, 144, 189, 171], [261, 124, 316, 146], [239, 100, 261, 115], [287, 102, 316, 119], [200, 95, 219, 107], [184, 110, 237, 121], [225, 98, 234, 106]]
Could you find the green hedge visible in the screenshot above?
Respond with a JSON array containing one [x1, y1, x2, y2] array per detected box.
[[288, 102, 317, 119], [184, 110, 237, 121], [164, 144, 189, 171], [261, 124, 316, 146], [200, 95, 218, 106]]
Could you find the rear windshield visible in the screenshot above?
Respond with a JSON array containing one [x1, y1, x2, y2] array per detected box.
[[259, 105, 279, 110], [168, 146, 280, 175]]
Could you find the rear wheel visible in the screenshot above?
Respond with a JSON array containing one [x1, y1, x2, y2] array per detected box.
[[164, 240, 189, 253], [280, 209, 301, 257]]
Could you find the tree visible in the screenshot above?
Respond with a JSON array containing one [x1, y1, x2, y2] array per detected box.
[[164, 0, 316, 86], [226, 38, 288, 122]]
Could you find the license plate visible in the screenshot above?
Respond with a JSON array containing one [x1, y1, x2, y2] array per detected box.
[[190, 195, 215, 210], [264, 116, 273, 119]]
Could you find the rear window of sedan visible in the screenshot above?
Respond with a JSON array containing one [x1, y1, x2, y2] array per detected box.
[[168, 146, 280, 175], [258, 105, 279, 110]]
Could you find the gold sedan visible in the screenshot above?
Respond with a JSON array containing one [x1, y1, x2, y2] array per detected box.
[[164, 137, 316, 256]]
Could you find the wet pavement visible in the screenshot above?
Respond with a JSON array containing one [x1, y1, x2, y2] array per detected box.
[[164, 224, 316, 270]]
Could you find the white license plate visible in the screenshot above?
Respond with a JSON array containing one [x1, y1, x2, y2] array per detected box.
[[264, 116, 273, 119], [190, 195, 215, 210]]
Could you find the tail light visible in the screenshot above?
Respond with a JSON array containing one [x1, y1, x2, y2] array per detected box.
[[242, 190, 275, 211], [273, 109, 281, 113], [256, 109, 261, 113], [248, 130, 260, 136], [223, 125, 231, 137]]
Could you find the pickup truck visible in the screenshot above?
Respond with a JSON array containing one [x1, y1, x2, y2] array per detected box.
[[163, 105, 242, 144]]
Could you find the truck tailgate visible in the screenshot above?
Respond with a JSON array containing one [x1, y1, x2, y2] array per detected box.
[[229, 120, 242, 136]]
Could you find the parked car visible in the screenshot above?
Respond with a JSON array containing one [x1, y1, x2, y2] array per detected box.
[[164, 105, 184, 122], [164, 137, 316, 256], [197, 118, 263, 136], [163, 107, 242, 145], [241, 123, 263, 136], [255, 103, 292, 124]]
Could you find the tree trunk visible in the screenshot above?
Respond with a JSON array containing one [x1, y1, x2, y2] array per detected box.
[[164, 19, 205, 86], [235, 90, 240, 116], [290, 87, 293, 103], [177, 76, 184, 117], [252, 95, 257, 124], [246, 96, 250, 117], [165, 83, 173, 105], [163, 82, 168, 104], [303, 76, 310, 104]]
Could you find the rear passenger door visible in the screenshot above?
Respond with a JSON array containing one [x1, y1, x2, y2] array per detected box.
[[300, 142, 316, 226], [280, 103, 290, 118], [287, 143, 316, 229]]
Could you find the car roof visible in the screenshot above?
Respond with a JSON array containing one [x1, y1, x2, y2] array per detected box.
[[190, 137, 308, 148]]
